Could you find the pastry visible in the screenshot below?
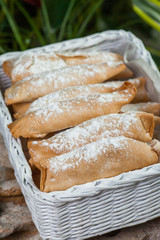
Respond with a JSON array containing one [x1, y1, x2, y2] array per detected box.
[[13, 82, 128, 118], [121, 102, 160, 116], [58, 51, 133, 79], [3, 53, 66, 83], [129, 77, 149, 103], [8, 82, 136, 138], [5, 62, 126, 105], [39, 137, 160, 192], [12, 102, 31, 116], [14, 77, 148, 119], [109, 67, 133, 80], [153, 116, 160, 126], [28, 112, 156, 169], [3, 51, 124, 83]]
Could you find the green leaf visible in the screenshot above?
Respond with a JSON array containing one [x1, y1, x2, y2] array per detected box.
[[132, 0, 160, 31], [41, 0, 56, 42], [58, 0, 76, 41], [0, 0, 26, 50], [16, 1, 46, 46], [44, 0, 70, 29], [147, 0, 160, 7], [138, 0, 160, 21], [77, 0, 104, 37], [0, 46, 6, 54], [147, 46, 160, 57]]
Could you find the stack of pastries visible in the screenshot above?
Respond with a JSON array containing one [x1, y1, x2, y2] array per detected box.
[[3, 50, 160, 192]]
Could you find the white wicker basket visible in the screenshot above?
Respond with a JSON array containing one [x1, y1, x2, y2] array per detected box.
[[1, 30, 160, 240]]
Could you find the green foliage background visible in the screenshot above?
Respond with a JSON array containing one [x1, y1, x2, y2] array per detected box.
[[0, 0, 160, 68]]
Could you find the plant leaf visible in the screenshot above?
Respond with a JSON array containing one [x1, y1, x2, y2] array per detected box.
[[0, 0, 26, 50], [58, 0, 76, 41], [41, 0, 56, 42], [16, 1, 46, 46], [132, 0, 160, 31], [77, 0, 104, 37]]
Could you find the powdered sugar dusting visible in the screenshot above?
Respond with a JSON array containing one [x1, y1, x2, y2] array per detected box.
[[129, 78, 140, 87], [32, 112, 142, 157], [121, 102, 159, 112], [57, 51, 123, 67], [46, 136, 131, 174], [12, 53, 67, 79], [7, 62, 113, 102], [32, 90, 127, 122], [25, 78, 139, 114], [26, 83, 115, 113], [11, 51, 123, 81], [25, 63, 108, 86], [12, 63, 114, 102]]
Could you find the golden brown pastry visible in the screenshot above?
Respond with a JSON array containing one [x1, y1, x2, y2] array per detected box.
[[8, 82, 136, 138], [39, 137, 160, 192], [57, 51, 123, 63], [12, 102, 31, 115], [57, 51, 133, 79], [109, 67, 133, 80], [13, 82, 126, 119], [121, 102, 160, 116], [28, 112, 155, 169], [59, 51, 133, 80], [3, 53, 66, 83], [153, 116, 160, 126], [5, 62, 126, 105], [3, 51, 124, 83], [129, 77, 149, 103], [13, 77, 148, 119]]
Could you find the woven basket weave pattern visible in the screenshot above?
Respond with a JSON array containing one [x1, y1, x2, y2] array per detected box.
[[0, 30, 160, 239]]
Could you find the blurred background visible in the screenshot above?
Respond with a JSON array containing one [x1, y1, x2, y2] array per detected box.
[[0, 0, 160, 68]]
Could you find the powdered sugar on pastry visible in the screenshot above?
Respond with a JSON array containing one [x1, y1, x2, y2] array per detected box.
[[22, 63, 116, 86], [4, 51, 124, 83], [57, 51, 123, 67], [5, 62, 126, 105], [33, 92, 129, 121], [32, 112, 150, 151], [11, 53, 67, 80], [26, 78, 141, 114], [27, 84, 110, 113], [122, 102, 156, 111], [29, 111, 154, 170], [121, 102, 160, 116], [40, 135, 159, 192], [8, 82, 136, 138], [44, 136, 129, 174], [29, 64, 103, 86]]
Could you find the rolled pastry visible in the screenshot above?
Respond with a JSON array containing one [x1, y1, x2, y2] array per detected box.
[[153, 116, 160, 126], [13, 77, 148, 119], [14, 82, 127, 119], [56, 51, 134, 79], [8, 82, 136, 138], [121, 102, 160, 116], [57, 51, 123, 65], [3, 53, 67, 83], [39, 137, 160, 192], [109, 67, 133, 80], [28, 112, 155, 169], [58, 51, 133, 79], [5, 62, 126, 105], [3, 51, 123, 83], [12, 102, 31, 115], [129, 77, 149, 103]]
